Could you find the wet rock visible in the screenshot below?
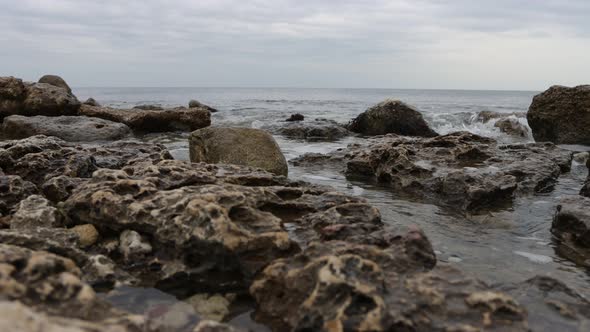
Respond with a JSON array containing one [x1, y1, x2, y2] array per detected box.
[[189, 127, 288, 176], [189, 99, 218, 113], [10, 195, 59, 230], [250, 241, 527, 332], [79, 104, 211, 132], [0, 175, 38, 217], [186, 293, 232, 321], [268, 118, 350, 141], [119, 230, 152, 261], [476, 110, 527, 123], [133, 104, 164, 111], [194, 320, 245, 332], [494, 117, 530, 138], [38, 74, 72, 94], [82, 97, 100, 107], [2, 115, 131, 141], [552, 196, 590, 266], [71, 224, 99, 248], [286, 113, 304, 122], [292, 132, 573, 212], [498, 276, 590, 331], [581, 159, 590, 198], [527, 85, 590, 144], [347, 99, 438, 137]]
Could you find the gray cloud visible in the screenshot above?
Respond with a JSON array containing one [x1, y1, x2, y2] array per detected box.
[[0, 0, 588, 89]]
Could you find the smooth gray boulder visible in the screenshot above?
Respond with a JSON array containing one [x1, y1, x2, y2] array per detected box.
[[189, 127, 288, 176], [348, 99, 438, 137], [1, 115, 131, 141], [38, 74, 72, 94]]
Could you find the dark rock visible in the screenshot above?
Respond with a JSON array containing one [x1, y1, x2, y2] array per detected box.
[[267, 118, 350, 141], [189, 99, 218, 112], [82, 98, 100, 107], [190, 127, 288, 176], [38, 74, 72, 94], [79, 104, 211, 132], [286, 113, 304, 122], [552, 196, 590, 266], [0, 76, 26, 117], [0, 175, 38, 217], [41, 176, 88, 203], [292, 132, 572, 212], [2, 115, 131, 141], [133, 104, 163, 111], [494, 117, 530, 138], [250, 241, 527, 332], [348, 99, 438, 137], [22, 83, 80, 116], [581, 159, 590, 198], [527, 85, 590, 144]]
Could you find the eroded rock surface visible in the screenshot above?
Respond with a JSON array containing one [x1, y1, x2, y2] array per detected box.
[[250, 241, 527, 332], [348, 99, 438, 137], [292, 132, 572, 212], [189, 99, 218, 113], [552, 195, 590, 266], [265, 118, 350, 141], [2, 115, 131, 141], [79, 104, 211, 132], [527, 85, 590, 144]]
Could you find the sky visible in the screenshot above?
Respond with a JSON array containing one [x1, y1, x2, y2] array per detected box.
[[0, 0, 589, 90]]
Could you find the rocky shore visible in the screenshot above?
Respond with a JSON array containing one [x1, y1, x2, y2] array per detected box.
[[1, 75, 589, 331]]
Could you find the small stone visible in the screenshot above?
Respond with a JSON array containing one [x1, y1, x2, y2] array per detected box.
[[10, 195, 59, 230], [186, 293, 231, 322], [119, 230, 152, 261], [82, 98, 100, 107], [70, 224, 99, 247]]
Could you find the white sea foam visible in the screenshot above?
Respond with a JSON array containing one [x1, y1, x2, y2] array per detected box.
[[514, 251, 553, 264]]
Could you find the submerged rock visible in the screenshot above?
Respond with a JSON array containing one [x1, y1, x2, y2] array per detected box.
[[2, 115, 131, 141], [189, 127, 288, 176], [527, 85, 590, 144], [285, 113, 304, 122], [292, 132, 572, 212], [79, 104, 211, 132], [38, 74, 72, 94], [250, 241, 527, 332], [266, 118, 350, 141], [348, 99, 438, 137]]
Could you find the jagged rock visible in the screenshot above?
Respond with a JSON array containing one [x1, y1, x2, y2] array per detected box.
[[71, 224, 99, 248], [527, 85, 590, 144], [292, 132, 572, 212], [22, 83, 81, 116], [189, 127, 288, 176], [42, 176, 88, 203], [286, 113, 304, 122], [119, 230, 152, 261], [38, 74, 72, 94], [498, 276, 590, 331], [348, 99, 438, 137], [79, 104, 211, 132], [2, 115, 131, 141], [266, 118, 350, 141], [552, 196, 590, 266], [494, 117, 530, 138], [0, 174, 38, 217], [250, 241, 527, 332], [0, 135, 172, 187], [189, 99, 218, 113], [82, 97, 100, 107], [10, 195, 59, 230]]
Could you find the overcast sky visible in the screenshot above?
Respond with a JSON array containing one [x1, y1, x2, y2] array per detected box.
[[0, 0, 588, 90]]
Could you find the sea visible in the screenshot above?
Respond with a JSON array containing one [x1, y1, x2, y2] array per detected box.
[[75, 87, 590, 326]]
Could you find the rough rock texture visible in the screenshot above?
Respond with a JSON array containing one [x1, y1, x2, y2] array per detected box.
[[38, 74, 72, 94], [250, 241, 527, 332], [494, 117, 530, 138], [189, 127, 288, 176], [71, 224, 100, 248], [79, 104, 211, 132], [189, 99, 218, 113], [10, 195, 59, 230], [527, 85, 590, 144], [2, 115, 131, 141], [348, 99, 438, 137], [266, 119, 350, 141], [581, 159, 590, 198], [0, 77, 80, 118], [292, 132, 572, 212], [286, 113, 304, 122], [133, 104, 164, 111], [498, 276, 590, 332], [0, 174, 38, 217], [552, 196, 590, 266], [60, 159, 397, 296], [194, 321, 244, 332]]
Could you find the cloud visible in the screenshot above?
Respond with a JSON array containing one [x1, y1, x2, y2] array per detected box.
[[0, 0, 588, 89]]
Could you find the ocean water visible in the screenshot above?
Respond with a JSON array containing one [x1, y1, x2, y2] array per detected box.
[[75, 88, 590, 321]]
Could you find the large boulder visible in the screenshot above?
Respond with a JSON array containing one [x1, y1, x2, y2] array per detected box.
[[79, 104, 211, 132], [0, 76, 27, 117], [38, 74, 72, 94], [527, 85, 590, 144], [189, 127, 288, 176], [22, 83, 80, 116], [2, 115, 131, 142], [348, 99, 438, 137], [250, 241, 527, 331], [292, 132, 573, 212]]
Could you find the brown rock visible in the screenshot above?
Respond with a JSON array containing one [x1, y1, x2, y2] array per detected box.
[[71, 224, 99, 248], [38, 74, 72, 94]]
